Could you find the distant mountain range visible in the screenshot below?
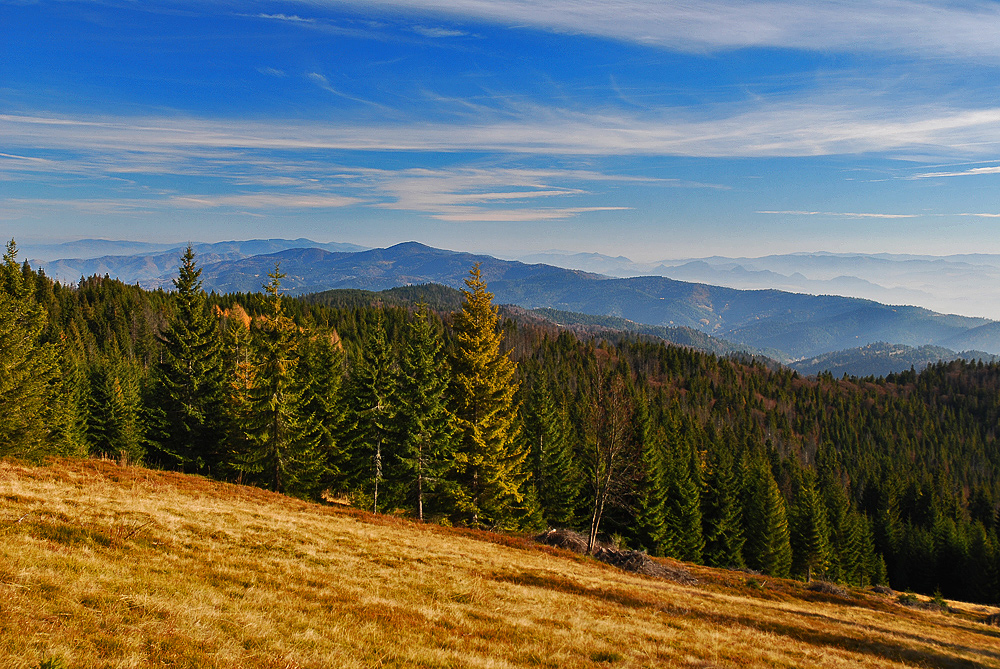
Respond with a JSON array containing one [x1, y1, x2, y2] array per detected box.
[[787, 342, 1000, 378], [26, 239, 1000, 372], [306, 284, 997, 378], [28, 239, 369, 285], [513, 249, 1000, 321]]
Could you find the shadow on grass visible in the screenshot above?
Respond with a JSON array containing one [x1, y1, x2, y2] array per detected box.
[[702, 610, 1000, 669], [488, 569, 661, 610], [490, 568, 1000, 669]]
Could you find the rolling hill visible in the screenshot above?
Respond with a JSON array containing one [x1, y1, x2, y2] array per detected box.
[[4, 457, 998, 668]]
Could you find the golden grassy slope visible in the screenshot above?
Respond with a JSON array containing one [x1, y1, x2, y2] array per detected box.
[[1, 458, 999, 669]]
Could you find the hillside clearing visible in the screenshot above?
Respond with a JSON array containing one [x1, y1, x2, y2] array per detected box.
[[1, 458, 998, 668]]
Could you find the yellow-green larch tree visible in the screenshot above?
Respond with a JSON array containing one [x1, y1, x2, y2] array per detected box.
[[448, 264, 531, 529]]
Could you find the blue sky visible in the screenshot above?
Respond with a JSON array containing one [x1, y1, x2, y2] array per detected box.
[[5, 0, 1000, 261]]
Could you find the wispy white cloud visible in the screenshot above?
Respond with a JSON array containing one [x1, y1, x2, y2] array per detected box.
[[353, 166, 636, 221], [318, 0, 1000, 61], [429, 206, 629, 221], [13, 103, 1000, 223], [757, 210, 919, 218], [305, 73, 396, 110], [758, 209, 1000, 219], [168, 193, 362, 209], [257, 13, 316, 23], [911, 165, 1000, 178], [8, 101, 1000, 160], [257, 67, 287, 77], [4, 193, 362, 216], [411, 25, 468, 38]]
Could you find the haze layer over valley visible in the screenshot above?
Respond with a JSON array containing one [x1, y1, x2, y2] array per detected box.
[[514, 250, 1000, 321]]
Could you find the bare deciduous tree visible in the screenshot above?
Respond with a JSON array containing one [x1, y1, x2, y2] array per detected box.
[[585, 366, 637, 553]]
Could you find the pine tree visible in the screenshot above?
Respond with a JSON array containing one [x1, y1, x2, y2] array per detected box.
[[0, 240, 61, 458], [632, 424, 669, 555], [741, 452, 792, 577], [661, 436, 704, 563], [86, 354, 146, 462], [149, 246, 227, 473], [522, 378, 580, 528], [815, 443, 855, 583], [790, 471, 832, 582], [342, 311, 398, 512], [449, 264, 529, 529], [47, 334, 90, 456], [235, 266, 325, 498], [299, 328, 346, 481], [701, 444, 746, 569], [395, 303, 457, 520]]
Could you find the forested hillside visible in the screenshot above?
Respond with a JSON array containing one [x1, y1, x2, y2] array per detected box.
[[2, 241, 1000, 605]]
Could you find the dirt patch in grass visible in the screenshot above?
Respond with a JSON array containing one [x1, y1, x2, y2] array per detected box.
[[535, 529, 696, 583]]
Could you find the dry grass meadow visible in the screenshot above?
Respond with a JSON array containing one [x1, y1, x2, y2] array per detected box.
[[2, 457, 999, 668]]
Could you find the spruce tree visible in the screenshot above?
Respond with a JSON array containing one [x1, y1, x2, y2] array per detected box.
[[86, 354, 146, 462], [342, 311, 398, 512], [449, 264, 529, 529], [790, 471, 832, 582], [661, 436, 704, 563], [522, 378, 580, 528], [741, 452, 792, 577], [235, 266, 325, 498], [0, 240, 61, 458], [701, 445, 746, 569], [632, 425, 669, 556], [149, 246, 227, 472], [343, 310, 398, 511], [395, 303, 457, 520], [299, 328, 346, 481], [51, 346, 90, 457]]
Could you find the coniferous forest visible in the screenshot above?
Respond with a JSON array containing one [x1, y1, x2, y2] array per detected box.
[[3, 240, 1000, 605]]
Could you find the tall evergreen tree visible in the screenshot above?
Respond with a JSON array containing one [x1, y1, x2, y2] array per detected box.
[[632, 423, 669, 555], [661, 435, 704, 563], [235, 266, 325, 498], [522, 378, 580, 528], [0, 240, 61, 458], [449, 264, 529, 529], [701, 444, 746, 569], [86, 354, 146, 462], [395, 303, 457, 520], [149, 246, 227, 472], [299, 328, 346, 488], [741, 452, 792, 577], [342, 311, 398, 512], [790, 471, 832, 582], [51, 345, 90, 457]]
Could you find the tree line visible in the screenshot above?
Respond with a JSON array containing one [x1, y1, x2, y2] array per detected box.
[[2, 240, 999, 604]]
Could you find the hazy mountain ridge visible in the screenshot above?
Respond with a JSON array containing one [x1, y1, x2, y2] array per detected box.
[[28, 240, 1000, 364], [788, 342, 1000, 378], [514, 249, 1000, 321], [298, 283, 995, 378], [28, 238, 369, 286]]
